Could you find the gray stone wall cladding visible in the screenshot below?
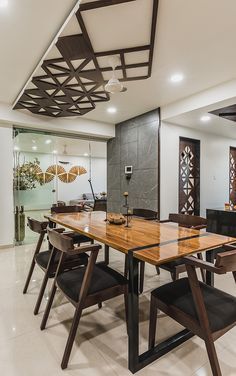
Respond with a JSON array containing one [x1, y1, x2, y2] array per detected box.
[[107, 109, 160, 214]]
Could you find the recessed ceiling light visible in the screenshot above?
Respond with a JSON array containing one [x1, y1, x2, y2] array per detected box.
[[84, 153, 89, 157], [200, 115, 211, 122], [32, 146, 37, 151], [14, 146, 20, 151], [0, 0, 8, 8], [107, 107, 117, 114], [52, 150, 58, 154], [45, 139, 52, 144], [170, 73, 184, 83]]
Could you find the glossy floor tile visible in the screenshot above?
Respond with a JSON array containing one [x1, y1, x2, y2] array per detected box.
[[0, 243, 235, 375]]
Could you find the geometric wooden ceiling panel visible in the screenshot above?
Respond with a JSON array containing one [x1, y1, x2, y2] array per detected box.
[[210, 104, 236, 123], [14, 0, 159, 118]]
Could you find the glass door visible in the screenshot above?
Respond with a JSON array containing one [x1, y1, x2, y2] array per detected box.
[[13, 129, 56, 244]]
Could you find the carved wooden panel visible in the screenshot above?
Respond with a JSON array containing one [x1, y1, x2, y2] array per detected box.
[[179, 137, 200, 215], [14, 0, 159, 118], [229, 147, 236, 205]]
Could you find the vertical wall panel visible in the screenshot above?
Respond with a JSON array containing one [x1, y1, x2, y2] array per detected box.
[[107, 109, 160, 214]]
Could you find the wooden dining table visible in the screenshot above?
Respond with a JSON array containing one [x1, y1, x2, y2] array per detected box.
[[46, 210, 235, 373]]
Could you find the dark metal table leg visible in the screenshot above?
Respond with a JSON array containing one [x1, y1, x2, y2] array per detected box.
[[206, 249, 214, 286], [128, 251, 139, 373], [104, 244, 109, 265]]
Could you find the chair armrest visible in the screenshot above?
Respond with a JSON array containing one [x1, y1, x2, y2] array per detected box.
[[183, 256, 224, 274], [67, 243, 102, 255]]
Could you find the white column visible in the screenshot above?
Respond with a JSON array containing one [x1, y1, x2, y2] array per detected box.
[[0, 125, 14, 247]]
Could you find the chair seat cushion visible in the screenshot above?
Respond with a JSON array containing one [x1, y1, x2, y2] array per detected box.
[[152, 278, 236, 333], [57, 264, 128, 302], [35, 250, 88, 273]]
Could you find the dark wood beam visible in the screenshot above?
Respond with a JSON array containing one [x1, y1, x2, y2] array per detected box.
[[148, 0, 159, 77], [79, 0, 136, 12]]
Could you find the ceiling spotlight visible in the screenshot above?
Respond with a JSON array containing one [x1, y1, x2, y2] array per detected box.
[[32, 146, 37, 151], [45, 139, 52, 144], [84, 153, 89, 157], [0, 0, 8, 8], [14, 146, 20, 151], [200, 115, 211, 122], [170, 73, 184, 83], [52, 150, 58, 154], [107, 107, 117, 114]]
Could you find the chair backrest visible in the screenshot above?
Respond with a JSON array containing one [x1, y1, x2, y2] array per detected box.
[[133, 208, 158, 220], [93, 199, 107, 212], [47, 228, 74, 253], [169, 213, 207, 229], [51, 205, 82, 214], [27, 217, 49, 234]]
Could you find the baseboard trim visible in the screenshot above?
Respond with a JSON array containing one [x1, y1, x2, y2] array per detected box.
[[0, 243, 14, 249]]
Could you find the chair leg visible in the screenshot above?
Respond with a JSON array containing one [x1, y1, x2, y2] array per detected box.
[[124, 254, 128, 279], [61, 305, 83, 369], [233, 271, 236, 283], [40, 282, 57, 330], [23, 258, 36, 294], [197, 253, 206, 283], [148, 295, 158, 349], [23, 232, 45, 294], [98, 302, 102, 309], [205, 338, 222, 376], [171, 270, 177, 281], [34, 269, 51, 315], [34, 248, 57, 315], [139, 261, 145, 294], [155, 266, 160, 275]]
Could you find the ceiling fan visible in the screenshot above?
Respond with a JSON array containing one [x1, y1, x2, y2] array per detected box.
[[104, 56, 127, 94]]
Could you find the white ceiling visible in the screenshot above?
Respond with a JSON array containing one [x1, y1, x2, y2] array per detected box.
[[0, 0, 77, 103], [2, 0, 236, 124], [14, 132, 107, 157]]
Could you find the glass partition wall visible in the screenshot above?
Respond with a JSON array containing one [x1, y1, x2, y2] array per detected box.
[[13, 128, 107, 244]]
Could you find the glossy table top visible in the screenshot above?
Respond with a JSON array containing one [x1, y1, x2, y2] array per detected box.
[[47, 211, 235, 265]]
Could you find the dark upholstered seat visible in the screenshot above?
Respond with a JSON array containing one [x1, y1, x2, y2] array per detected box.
[[57, 264, 127, 303], [152, 277, 236, 333], [35, 250, 88, 273]]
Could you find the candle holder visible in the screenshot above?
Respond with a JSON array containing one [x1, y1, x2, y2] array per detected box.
[[123, 192, 132, 228]]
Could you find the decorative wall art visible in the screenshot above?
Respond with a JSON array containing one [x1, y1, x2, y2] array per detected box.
[[36, 164, 87, 184]]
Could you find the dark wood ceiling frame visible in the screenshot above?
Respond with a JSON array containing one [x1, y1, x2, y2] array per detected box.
[[210, 104, 236, 123], [14, 0, 159, 118]]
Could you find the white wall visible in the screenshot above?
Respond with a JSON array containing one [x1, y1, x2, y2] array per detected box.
[[160, 121, 236, 219], [0, 125, 14, 246]]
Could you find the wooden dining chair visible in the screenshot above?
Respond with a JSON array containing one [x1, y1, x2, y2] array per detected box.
[[23, 217, 89, 315], [124, 208, 159, 294], [50, 205, 93, 245], [40, 228, 128, 370], [149, 246, 236, 376], [159, 213, 207, 281]]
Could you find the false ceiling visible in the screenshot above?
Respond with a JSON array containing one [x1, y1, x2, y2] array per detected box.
[[1, 0, 236, 124], [210, 105, 236, 123], [13, 0, 158, 118]]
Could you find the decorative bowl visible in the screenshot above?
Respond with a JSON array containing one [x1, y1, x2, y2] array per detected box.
[[107, 213, 126, 225]]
